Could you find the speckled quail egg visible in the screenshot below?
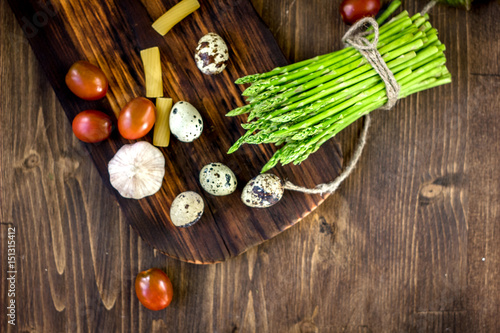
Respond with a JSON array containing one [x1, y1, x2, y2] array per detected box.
[[170, 191, 204, 227], [194, 33, 229, 75], [241, 174, 284, 208], [169, 101, 203, 142], [199, 163, 237, 196]]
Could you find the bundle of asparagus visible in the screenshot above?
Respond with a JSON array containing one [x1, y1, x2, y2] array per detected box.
[[227, 1, 451, 172]]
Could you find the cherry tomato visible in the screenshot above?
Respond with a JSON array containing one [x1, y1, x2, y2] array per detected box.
[[65, 61, 109, 100], [118, 97, 156, 140], [72, 110, 112, 143], [135, 268, 173, 311], [340, 0, 380, 25]]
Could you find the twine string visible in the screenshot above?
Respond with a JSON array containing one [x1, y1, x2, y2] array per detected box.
[[421, 0, 438, 15], [284, 115, 371, 194], [342, 17, 400, 110]]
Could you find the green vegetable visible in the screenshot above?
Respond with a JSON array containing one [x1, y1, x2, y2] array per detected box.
[[437, 0, 472, 11], [227, 1, 451, 172]]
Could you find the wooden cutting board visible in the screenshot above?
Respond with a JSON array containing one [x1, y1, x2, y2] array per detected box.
[[8, 0, 342, 263]]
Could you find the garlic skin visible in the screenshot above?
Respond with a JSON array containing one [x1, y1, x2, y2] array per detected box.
[[108, 141, 165, 199]]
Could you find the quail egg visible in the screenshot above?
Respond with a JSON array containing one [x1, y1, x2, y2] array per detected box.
[[241, 174, 284, 208], [194, 33, 229, 75], [199, 163, 237, 196], [170, 191, 204, 227], [169, 101, 203, 142]]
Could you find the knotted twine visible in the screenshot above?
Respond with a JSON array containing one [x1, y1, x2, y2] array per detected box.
[[284, 17, 400, 194], [421, 0, 438, 15]]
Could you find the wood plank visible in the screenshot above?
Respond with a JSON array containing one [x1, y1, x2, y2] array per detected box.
[[2, 0, 500, 331], [465, 74, 500, 331], [6, 0, 342, 263], [465, 2, 500, 330]]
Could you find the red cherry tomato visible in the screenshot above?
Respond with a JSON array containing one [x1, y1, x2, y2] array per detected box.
[[135, 268, 173, 311], [72, 110, 112, 143], [118, 97, 156, 140], [65, 61, 108, 100], [340, 0, 380, 25]]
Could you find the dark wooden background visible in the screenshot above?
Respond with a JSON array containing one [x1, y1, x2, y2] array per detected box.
[[1, 0, 499, 332]]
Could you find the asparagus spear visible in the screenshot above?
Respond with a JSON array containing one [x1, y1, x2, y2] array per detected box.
[[228, 2, 451, 172]]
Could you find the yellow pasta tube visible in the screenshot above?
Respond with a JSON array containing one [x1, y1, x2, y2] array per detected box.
[[152, 0, 200, 36], [140, 47, 163, 98], [153, 98, 173, 147]]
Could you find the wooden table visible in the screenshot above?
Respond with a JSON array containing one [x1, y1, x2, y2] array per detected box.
[[1, 0, 499, 331]]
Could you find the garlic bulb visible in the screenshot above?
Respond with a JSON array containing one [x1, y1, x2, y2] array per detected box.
[[108, 141, 165, 199]]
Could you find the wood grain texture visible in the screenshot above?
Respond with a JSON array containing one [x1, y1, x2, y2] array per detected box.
[[1, 0, 499, 332], [5, 0, 342, 264]]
